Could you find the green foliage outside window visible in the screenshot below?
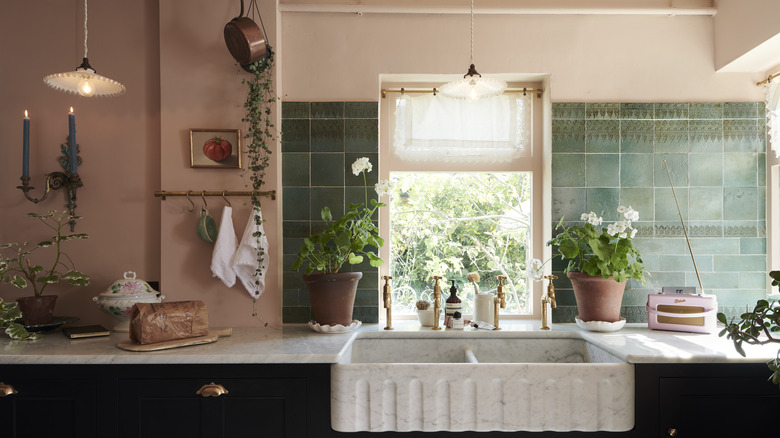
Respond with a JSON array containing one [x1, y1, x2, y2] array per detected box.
[[389, 172, 532, 315]]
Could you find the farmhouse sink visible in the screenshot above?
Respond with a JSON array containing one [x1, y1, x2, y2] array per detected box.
[[331, 331, 634, 432]]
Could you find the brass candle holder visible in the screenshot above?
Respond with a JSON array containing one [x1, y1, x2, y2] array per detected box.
[[17, 138, 83, 231]]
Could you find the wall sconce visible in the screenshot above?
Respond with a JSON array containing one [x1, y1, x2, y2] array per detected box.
[[17, 109, 83, 231]]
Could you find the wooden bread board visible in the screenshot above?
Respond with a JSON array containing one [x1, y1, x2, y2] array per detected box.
[[117, 328, 232, 352]]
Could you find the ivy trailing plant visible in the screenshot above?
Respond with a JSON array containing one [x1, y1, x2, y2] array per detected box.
[[718, 276, 780, 388], [241, 47, 277, 318]]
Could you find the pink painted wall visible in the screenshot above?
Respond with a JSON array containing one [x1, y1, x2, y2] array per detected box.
[[0, 0, 161, 327], [157, 0, 281, 328], [714, 0, 780, 71], [280, 12, 764, 102]]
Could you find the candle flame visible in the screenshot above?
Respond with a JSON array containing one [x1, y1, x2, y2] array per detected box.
[[69, 107, 74, 114], [24, 110, 28, 118]]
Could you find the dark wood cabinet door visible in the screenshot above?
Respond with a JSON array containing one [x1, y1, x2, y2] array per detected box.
[[659, 375, 780, 436], [118, 377, 305, 438], [0, 377, 97, 438]]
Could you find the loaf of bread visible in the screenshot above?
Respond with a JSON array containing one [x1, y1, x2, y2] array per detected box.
[[129, 301, 209, 344]]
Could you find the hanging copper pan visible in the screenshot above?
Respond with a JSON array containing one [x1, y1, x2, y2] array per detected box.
[[224, 0, 267, 65]]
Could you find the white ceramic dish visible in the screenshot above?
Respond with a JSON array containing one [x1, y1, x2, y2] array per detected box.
[[575, 316, 626, 332], [308, 320, 362, 334]]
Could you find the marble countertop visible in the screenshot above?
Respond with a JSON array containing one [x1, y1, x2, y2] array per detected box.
[[0, 321, 777, 365]]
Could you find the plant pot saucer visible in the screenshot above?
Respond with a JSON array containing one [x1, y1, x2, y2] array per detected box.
[[308, 320, 361, 334], [0, 316, 79, 333], [575, 316, 626, 332]]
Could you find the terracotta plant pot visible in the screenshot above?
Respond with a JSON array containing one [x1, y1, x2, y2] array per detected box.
[[303, 272, 362, 327], [16, 295, 58, 326], [567, 271, 626, 323]]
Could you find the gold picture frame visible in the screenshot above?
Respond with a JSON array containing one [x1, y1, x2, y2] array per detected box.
[[190, 129, 242, 169]]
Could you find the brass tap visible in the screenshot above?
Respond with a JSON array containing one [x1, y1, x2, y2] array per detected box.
[[540, 275, 558, 330], [432, 276, 443, 330], [493, 276, 507, 330], [382, 275, 394, 330]]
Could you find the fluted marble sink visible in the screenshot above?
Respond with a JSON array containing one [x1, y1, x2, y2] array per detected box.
[[331, 331, 634, 432]]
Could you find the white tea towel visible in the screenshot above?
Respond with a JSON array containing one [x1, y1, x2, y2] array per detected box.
[[210, 206, 237, 287], [231, 206, 269, 299]]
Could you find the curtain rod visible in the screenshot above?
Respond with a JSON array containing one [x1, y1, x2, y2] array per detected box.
[[381, 87, 543, 98], [757, 71, 780, 86]]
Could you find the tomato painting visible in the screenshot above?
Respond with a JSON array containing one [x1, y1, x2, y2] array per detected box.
[[202, 137, 232, 162]]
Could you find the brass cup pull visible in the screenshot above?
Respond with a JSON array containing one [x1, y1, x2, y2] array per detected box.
[[0, 382, 18, 397], [196, 382, 228, 398], [667, 427, 678, 437]]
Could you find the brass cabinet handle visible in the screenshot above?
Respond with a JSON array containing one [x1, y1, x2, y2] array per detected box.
[[0, 382, 18, 397], [667, 427, 678, 437], [196, 382, 228, 398]]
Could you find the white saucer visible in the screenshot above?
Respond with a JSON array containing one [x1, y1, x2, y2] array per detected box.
[[575, 316, 626, 332], [308, 320, 362, 334]]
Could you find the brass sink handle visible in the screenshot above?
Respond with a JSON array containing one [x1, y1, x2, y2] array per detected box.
[[196, 382, 229, 397], [493, 276, 507, 330], [0, 382, 18, 397]]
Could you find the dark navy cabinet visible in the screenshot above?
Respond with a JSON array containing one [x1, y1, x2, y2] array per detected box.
[[1, 362, 777, 437]]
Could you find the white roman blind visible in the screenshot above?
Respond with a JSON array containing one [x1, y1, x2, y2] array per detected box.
[[393, 92, 531, 162]]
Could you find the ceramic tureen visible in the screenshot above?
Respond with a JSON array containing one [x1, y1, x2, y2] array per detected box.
[[93, 271, 164, 332]]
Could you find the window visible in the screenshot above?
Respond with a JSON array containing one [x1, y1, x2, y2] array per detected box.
[[379, 81, 546, 319], [389, 172, 533, 315]]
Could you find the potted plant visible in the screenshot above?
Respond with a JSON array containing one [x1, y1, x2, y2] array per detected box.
[[540, 206, 646, 323], [0, 211, 90, 325], [718, 293, 780, 388], [292, 158, 392, 327]]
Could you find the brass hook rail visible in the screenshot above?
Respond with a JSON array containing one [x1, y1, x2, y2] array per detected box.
[[381, 87, 543, 98], [153, 190, 276, 201]]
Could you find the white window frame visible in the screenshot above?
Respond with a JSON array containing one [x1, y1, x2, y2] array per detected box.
[[378, 78, 552, 321]]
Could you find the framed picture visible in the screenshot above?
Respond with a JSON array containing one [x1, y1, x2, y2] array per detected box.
[[190, 129, 242, 168]]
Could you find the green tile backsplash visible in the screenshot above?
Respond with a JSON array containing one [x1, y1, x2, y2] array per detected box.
[[282, 102, 380, 323], [282, 101, 766, 325], [552, 102, 766, 323]]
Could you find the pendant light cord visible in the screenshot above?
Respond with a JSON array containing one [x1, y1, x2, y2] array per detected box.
[[470, 0, 474, 65], [83, 0, 89, 59]]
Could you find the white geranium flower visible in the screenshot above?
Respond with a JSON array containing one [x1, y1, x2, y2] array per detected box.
[[374, 179, 394, 197], [630, 228, 638, 238], [581, 212, 602, 226], [351, 157, 372, 176], [528, 258, 544, 280], [621, 206, 639, 222], [607, 223, 619, 236]]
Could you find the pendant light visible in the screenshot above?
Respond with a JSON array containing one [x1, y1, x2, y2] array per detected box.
[[43, 0, 125, 97], [440, 0, 506, 101]]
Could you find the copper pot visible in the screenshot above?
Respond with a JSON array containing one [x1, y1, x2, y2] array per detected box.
[[224, 0, 267, 65]]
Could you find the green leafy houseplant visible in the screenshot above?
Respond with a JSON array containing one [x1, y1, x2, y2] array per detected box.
[[543, 206, 646, 284], [241, 48, 276, 309], [0, 297, 40, 340], [718, 275, 780, 387], [0, 211, 90, 295], [0, 211, 89, 339], [292, 158, 392, 275]]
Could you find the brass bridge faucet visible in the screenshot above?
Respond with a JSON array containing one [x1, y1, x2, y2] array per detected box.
[[540, 274, 558, 330], [493, 276, 507, 330], [432, 276, 443, 330], [382, 275, 393, 330]]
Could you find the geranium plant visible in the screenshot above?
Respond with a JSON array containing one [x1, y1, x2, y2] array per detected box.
[[292, 157, 392, 275], [0, 211, 90, 296], [544, 206, 646, 284]]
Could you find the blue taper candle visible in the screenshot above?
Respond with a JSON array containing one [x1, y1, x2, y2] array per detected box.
[[68, 107, 77, 174], [22, 110, 30, 178]]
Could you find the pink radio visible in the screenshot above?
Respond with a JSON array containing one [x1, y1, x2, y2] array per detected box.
[[646, 292, 718, 334]]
